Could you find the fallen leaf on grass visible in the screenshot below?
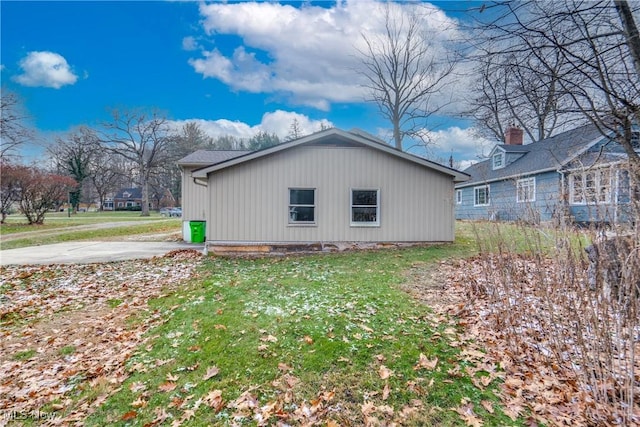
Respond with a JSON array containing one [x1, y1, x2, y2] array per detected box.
[[382, 382, 390, 400], [261, 334, 278, 343], [480, 400, 494, 414], [131, 397, 147, 408], [278, 362, 293, 372], [414, 353, 438, 370], [378, 365, 393, 379], [158, 382, 177, 392], [361, 401, 376, 416], [203, 366, 220, 380], [203, 389, 225, 412], [129, 381, 146, 393], [454, 403, 483, 427], [121, 410, 137, 421], [303, 335, 314, 345]]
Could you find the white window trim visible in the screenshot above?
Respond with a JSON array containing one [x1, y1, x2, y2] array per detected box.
[[456, 189, 462, 205], [288, 188, 316, 225], [350, 189, 380, 227], [474, 185, 490, 207], [569, 168, 612, 205], [492, 152, 505, 170], [516, 177, 536, 203]]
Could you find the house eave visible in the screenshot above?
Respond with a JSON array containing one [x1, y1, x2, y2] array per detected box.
[[191, 128, 469, 182], [455, 167, 559, 188]]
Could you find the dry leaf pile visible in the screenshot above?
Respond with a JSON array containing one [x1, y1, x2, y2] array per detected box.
[[434, 255, 640, 426], [0, 249, 203, 423]]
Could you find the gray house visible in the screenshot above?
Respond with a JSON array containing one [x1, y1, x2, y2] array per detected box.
[[455, 124, 638, 224], [179, 128, 469, 250]]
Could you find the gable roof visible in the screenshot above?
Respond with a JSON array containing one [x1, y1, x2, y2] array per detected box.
[[190, 128, 470, 182], [114, 187, 142, 199], [457, 124, 605, 187], [178, 150, 250, 167]]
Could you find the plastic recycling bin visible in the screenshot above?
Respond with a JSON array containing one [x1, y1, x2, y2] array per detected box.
[[189, 221, 206, 243]]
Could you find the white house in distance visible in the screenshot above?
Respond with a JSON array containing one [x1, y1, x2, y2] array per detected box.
[[178, 128, 469, 253]]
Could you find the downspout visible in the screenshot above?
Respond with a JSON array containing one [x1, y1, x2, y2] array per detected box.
[[193, 177, 208, 187]]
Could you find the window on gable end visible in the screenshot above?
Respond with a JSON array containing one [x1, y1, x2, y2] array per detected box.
[[492, 152, 504, 169]]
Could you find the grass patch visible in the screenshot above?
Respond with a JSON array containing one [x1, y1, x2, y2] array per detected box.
[[0, 211, 174, 235], [107, 299, 123, 308], [13, 349, 37, 361], [0, 220, 181, 250], [85, 244, 520, 426], [59, 345, 76, 356]]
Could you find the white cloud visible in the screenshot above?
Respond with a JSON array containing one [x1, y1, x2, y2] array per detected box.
[[167, 110, 332, 141], [14, 51, 78, 89], [182, 36, 200, 51], [188, 1, 463, 110], [421, 126, 495, 167]]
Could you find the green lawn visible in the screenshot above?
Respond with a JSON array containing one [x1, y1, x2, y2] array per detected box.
[[83, 243, 521, 426], [1, 211, 182, 250]]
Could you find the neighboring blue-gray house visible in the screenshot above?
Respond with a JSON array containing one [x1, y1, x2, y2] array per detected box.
[[455, 124, 638, 224]]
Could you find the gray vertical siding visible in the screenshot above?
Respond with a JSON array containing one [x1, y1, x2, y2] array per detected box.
[[205, 145, 456, 242], [181, 166, 208, 221]]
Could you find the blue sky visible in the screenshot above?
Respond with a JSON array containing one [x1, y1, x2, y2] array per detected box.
[[1, 1, 492, 165]]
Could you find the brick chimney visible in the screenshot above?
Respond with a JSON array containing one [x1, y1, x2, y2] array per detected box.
[[505, 126, 523, 145]]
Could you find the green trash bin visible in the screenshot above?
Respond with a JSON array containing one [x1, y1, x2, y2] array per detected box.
[[189, 221, 206, 243]]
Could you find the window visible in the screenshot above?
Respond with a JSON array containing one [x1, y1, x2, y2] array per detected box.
[[516, 178, 536, 202], [569, 168, 612, 204], [492, 152, 504, 170], [456, 189, 462, 204], [474, 185, 490, 206], [289, 188, 315, 223], [351, 189, 379, 226]]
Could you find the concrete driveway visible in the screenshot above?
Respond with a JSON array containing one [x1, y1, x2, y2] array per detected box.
[[0, 241, 202, 266]]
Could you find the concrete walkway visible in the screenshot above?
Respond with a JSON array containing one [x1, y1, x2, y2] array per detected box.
[[0, 241, 202, 266]]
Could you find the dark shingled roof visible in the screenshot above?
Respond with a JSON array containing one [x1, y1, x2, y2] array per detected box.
[[114, 187, 142, 199], [458, 124, 604, 187], [178, 150, 251, 167]]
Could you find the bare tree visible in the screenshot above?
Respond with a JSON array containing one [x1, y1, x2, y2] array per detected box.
[[466, 44, 576, 142], [286, 118, 303, 141], [0, 89, 33, 161], [100, 109, 173, 216], [89, 148, 126, 211], [48, 126, 100, 212], [472, 1, 639, 167], [163, 121, 215, 204], [357, 3, 457, 150]]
